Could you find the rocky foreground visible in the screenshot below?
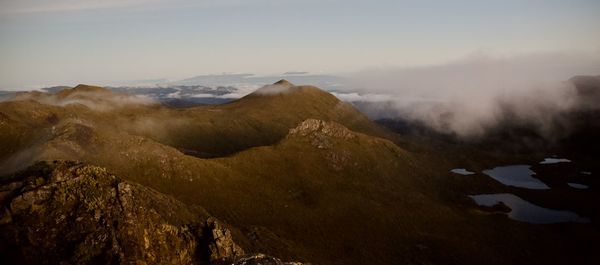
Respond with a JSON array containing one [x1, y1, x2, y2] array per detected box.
[[0, 161, 304, 265]]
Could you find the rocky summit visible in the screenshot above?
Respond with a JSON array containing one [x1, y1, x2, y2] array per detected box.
[[0, 161, 303, 265]]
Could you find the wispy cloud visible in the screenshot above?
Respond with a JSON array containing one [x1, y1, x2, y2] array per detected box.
[[0, 0, 162, 14], [342, 51, 600, 137], [0, 0, 305, 14]]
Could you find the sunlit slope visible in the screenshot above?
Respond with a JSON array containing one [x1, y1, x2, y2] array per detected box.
[[2, 108, 447, 264], [0, 100, 87, 171], [1, 81, 393, 160], [0, 82, 429, 264], [137, 80, 393, 157]]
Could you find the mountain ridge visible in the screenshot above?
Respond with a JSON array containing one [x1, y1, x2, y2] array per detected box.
[[1, 81, 599, 265]]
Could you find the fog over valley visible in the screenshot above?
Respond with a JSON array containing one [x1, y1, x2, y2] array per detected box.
[[2, 1, 600, 265]]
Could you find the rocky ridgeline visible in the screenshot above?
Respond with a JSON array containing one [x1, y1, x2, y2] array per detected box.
[[0, 161, 305, 265]]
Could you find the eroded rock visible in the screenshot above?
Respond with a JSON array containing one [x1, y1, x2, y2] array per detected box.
[[0, 161, 304, 265], [204, 217, 245, 261], [288, 119, 356, 141]]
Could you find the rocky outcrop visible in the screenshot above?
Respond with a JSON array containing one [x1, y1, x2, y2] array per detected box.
[[0, 161, 304, 265], [287, 119, 359, 170], [288, 119, 356, 149], [215, 254, 306, 265], [203, 217, 245, 262]]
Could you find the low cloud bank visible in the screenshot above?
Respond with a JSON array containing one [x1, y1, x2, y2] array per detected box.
[[339, 51, 600, 138], [10, 89, 156, 111]]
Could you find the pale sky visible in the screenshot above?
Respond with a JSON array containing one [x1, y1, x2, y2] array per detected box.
[[1, 0, 599, 89]]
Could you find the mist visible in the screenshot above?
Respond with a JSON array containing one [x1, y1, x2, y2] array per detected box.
[[253, 84, 293, 95], [339, 51, 600, 139], [9, 90, 156, 111]]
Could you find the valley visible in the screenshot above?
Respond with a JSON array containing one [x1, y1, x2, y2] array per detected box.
[[1, 80, 599, 264]]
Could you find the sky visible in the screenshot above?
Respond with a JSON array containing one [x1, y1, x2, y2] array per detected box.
[[0, 0, 599, 89]]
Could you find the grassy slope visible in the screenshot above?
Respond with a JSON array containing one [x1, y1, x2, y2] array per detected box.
[[129, 84, 393, 157], [1, 83, 599, 265]]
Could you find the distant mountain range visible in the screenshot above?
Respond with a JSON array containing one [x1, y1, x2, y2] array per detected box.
[[10, 73, 347, 107]]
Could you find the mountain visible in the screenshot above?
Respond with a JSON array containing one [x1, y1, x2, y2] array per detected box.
[[0, 161, 302, 265], [1, 80, 599, 265], [10, 84, 156, 111], [17, 73, 345, 108]]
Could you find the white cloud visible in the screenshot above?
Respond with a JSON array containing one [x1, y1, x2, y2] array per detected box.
[[217, 83, 261, 98], [331, 92, 395, 102], [343, 51, 600, 137], [166, 91, 181, 99]]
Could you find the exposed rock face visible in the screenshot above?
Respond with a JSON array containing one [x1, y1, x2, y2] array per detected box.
[[203, 217, 245, 262], [214, 254, 306, 265], [288, 119, 358, 170], [0, 161, 303, 265], [288, 119, 356, 142]]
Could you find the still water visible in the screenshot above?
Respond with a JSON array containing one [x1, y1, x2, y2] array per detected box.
[[482, 165, 550, 189], [539, 158, 571, 164], [451, 168, 475, 175], [567, 183, 589, 189], [470, 193, 590, 224]]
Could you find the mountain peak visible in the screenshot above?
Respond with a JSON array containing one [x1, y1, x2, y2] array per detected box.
[[273, 79, 293, 87], [54, 84, 111, 98], [71, 84, 110, 93], [247, 80, 298, 96]]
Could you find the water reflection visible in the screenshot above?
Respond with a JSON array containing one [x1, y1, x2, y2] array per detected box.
[[451, 168, 475, 175], [470, 193, 590, 224], [483, 165, 550, 189], [539, 158, 571, 164], [567, 183, 589, 189]]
